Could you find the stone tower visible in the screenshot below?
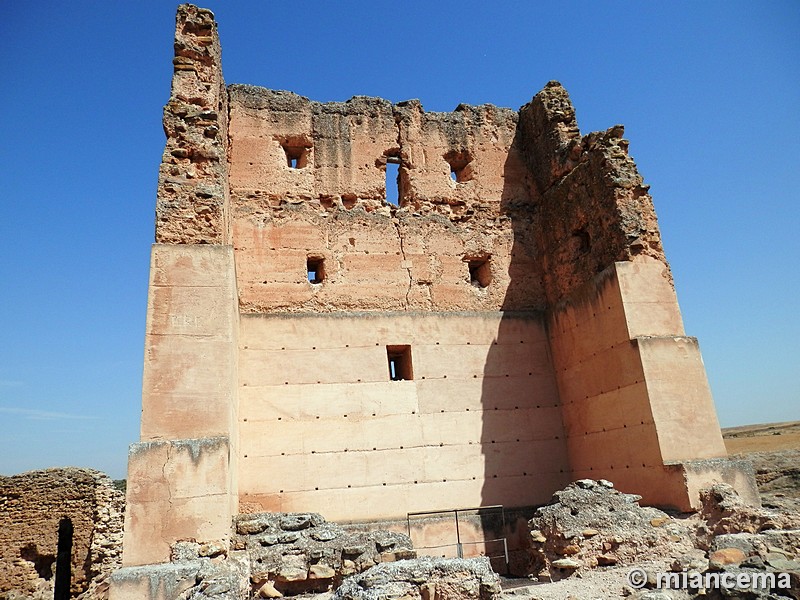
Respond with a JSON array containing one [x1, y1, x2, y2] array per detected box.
[[112, 4, 757, 596]]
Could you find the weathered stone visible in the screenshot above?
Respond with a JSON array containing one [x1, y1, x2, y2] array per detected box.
[[551, 558, 582, 569], [527, 480, 694, 579], [670, 549, 709, 573], [709, 547, 747, 567], [118, 5, 761, 594], [258, 580, 283, 598], [309, 564, 336, 579], [581, 528, 599, 538], [280, 514, 314, 531], [332, 557, 500, 600], [0, 469, 124, 599], [595, 553, 617, 566]]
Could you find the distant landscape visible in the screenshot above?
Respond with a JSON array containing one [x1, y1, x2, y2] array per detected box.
[[723, 420, 800, 514]]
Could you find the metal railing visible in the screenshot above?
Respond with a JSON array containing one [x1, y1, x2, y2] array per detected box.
[[406, 505, 509, 574]]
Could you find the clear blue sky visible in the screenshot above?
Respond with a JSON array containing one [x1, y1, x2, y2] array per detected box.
[[1, 1, 797, 479]]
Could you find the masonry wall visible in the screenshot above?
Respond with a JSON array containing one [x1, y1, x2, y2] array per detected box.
[[117, 6, 749, 586], [519, 83, 730, 509], [237, 312, 570, 521], [0, 468, 124, 599]]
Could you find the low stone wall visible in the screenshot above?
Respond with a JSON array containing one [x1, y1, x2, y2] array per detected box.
[[232, 512, 414, 596], [0, 468, 124, 599]]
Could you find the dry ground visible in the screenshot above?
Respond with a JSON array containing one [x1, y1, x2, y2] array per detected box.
[[722, 420, 800, 454]]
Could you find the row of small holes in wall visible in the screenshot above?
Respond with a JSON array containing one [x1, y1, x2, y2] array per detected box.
[[241, 435, 562, 459], [242, 340, 532, 351], [239, 341, 541, 385], [575, 422, 652, 435], [553, 304, 617, 336], [303, 256, 491, 287], [242, 372, 547, 386], [559, 379, 644, 399], [556, 343, 637, 370], [249, 470, 564, 495], [242, 405, 559, 423]]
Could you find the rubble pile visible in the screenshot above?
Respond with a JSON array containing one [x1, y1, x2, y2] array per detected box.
[[331, 557, 501, 600], [231, 513, 414, 596], [698, 483, 800, 539], [510, 481, 800, 600], [526, 479, 694, 580]]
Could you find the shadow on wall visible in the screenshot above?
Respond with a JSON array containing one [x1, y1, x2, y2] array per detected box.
[[479, 124, 571, 514]]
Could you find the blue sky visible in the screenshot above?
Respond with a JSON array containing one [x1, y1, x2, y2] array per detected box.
[[1, 1, 797, 479]]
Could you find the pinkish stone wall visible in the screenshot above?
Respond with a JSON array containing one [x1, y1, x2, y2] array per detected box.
[[237, 312, 570, 520], [118, 5, 752, 585]]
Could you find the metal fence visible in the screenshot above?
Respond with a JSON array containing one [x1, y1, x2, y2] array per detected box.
[[406, 505, 509, 574]]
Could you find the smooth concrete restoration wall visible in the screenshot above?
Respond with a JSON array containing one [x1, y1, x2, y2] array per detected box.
[[237, 312, 571, 520]]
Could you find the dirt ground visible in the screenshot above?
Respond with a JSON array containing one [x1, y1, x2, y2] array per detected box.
[[723, 420, 800, 454], [723, 420, 800, 515]]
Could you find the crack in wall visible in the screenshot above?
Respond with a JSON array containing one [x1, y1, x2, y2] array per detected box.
[[393, 219, 413, 310], [161, 446, 174, 554]]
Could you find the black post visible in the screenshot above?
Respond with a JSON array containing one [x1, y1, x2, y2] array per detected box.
[[54, 517, 72, 600]]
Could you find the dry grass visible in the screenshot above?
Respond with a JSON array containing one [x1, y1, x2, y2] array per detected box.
[[722, 420, 800, 454]]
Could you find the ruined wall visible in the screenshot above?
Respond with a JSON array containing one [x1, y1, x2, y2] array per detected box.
[[156, 4, 230, 245], [228, 86, 543, 314], [518, 81, 665, 307], [520, 83, 729, 509], [121, 4, 239, 568], [117, 7, 749, 592], [0, 468, 124, 599]]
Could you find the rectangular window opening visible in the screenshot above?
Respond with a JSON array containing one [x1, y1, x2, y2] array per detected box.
[[307, 256, 325, 284], [466, 256, 491, 288], [385, 161, 400, 206], [283, 143, 309, 169], [386, 345, 413, 381]]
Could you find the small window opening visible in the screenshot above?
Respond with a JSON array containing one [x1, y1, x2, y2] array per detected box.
[[385, 157, 401, 206], [283, 145, 308, 169], [465, 256, 491, 288], [387, 345, 413, 381], [572, 228, 591, 255], [279, 136, 311, 169], [445, 150, 473, 183], [307, 256, 325, 284]]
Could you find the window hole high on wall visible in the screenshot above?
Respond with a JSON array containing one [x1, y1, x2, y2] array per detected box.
[[385, 155, 401, 206], [445, 150, 473, 183], [278, 136, 311, 169], [387, 345, 413, 381], [465, 255, 491, 288], [307, 256, 325, 283]]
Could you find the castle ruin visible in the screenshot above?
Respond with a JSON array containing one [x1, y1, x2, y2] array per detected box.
[[112, 4, 757, 597]]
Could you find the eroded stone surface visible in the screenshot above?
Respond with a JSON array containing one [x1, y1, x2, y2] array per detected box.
[[119, 4, 754, 596], [331, 557, 501, 600], [0, 468, 124, 600], [231, 513, 414, 596], [526, 479, 693, 580]]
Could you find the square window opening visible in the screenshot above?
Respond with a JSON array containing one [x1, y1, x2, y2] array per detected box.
[[466, 256, 491, 288], [282, 143, 309, 169], [445, 150, 473, 183], [307, 256, 325, 284], [387, 345, 413, 381]]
